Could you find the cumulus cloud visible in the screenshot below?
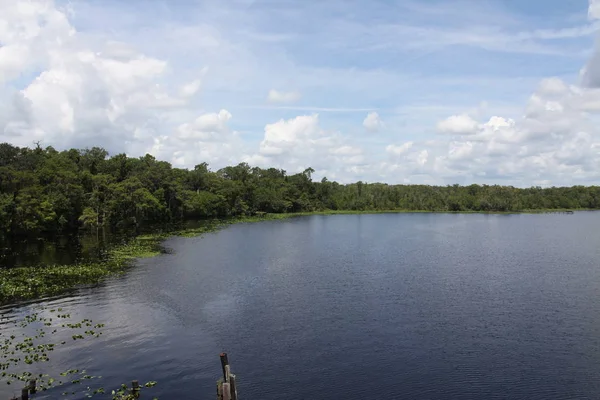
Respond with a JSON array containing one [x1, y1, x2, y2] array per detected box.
[[386, 142, 413, 155], [244, 114, 365, 180], [0, 0, 248, 171], [259, 115, 321, 156], [267, 89, 301, 104], [436, 114, 479, 135], [389, 76, 600, 185], [174, 109, 232, 141], [3, 0, 600, 186], [363, 112, 384, 132], [0, 0, 271, 171], [0, 0, 198, 155], [379, 16, 600, 187], [537, 77, 570, 96], [149, 109, 243, 168]]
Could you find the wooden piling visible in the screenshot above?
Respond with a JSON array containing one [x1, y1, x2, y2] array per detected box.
[[131, 380, 140, 398], [217, 353, 239, 400], [220, 352, 229, 381], [20, 387, 28, 400], [217, 379, 224, 400], [229, 374, 238, 400], [28, 380, 36, 395], [222, 383, 231, 400]]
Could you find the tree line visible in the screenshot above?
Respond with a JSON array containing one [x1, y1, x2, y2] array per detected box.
[[1, 142, 599, 237]]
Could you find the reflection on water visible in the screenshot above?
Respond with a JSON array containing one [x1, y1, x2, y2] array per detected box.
[[2, 213, 600, 400], [0, 220, 215, 268], [0, 231, 111, 268]]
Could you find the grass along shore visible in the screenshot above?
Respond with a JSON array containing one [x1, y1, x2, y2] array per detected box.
[[0, 209, 591, 305]]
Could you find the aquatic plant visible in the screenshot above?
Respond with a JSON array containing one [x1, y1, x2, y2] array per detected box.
[[0, 307, 158, 399], [0, 214, 287, 305], [0, 236, 162, 305]]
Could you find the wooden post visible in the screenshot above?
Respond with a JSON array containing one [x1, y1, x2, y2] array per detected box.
[[217, 353, 239, 400], [224, 365, 231, 382], [222, 382, 231, 400], [131, 380, 140, 398], [220, 352, 229, 381], [229, 374, 238, 400], [217, 379, 224, 400], [20, 388, 28, 400], [28, 380, 36, 394]]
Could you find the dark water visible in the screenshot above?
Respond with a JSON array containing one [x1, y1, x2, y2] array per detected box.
[[3, 213, 600, 400], [0, 220, 214, 268], [0, 232, 108, 268]]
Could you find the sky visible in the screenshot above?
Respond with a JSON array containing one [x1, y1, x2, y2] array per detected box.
[[2, 0, 600, 186]]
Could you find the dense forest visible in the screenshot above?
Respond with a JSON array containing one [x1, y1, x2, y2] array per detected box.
[[1, 142, 599, 238]]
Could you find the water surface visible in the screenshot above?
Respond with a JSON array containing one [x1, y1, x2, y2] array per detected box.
[[2, 213, 600, 399]]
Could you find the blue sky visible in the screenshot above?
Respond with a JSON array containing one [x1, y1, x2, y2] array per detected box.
[[2, 0, 600, 185], [68, 0, 591, 119]]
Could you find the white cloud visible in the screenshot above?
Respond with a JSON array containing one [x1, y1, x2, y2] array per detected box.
[[330, 145, 363, 156], [590, 0, 600, 20], [416, 150, 428, 166], [0, 45, 31, 84], [537, 77, 569, 96], [150, 109, 243, 168], [174, 109, 232, 141], [180, 80, 202, 97], [259, 114, 321, 156], [3, 0, 600, 187], [395, 71, 600, 185], [267, 89, 301, 104], [363, 112, 385, 132], [244, 114, 366, 180], [448, 141, 474, 161], [386, 142, 413, 155], [437, 114, 479, 135], [0, 0, 75, 84], [0, 0, 222, 161]]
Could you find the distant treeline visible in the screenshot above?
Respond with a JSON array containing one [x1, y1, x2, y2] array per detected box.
[[1, 142, 599, 237]]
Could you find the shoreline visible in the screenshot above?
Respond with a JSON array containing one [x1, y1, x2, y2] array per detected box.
[[0, 208, 593, 305]]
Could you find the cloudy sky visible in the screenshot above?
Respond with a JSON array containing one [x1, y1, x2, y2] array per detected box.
[[2, 0, 600, 186]]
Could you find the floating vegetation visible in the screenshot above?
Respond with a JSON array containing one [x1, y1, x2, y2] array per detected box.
[[0, 307, 158, 399], [111, 381, 157, 400], [0, 235, 163, 305], [0, 214, 290, 305]]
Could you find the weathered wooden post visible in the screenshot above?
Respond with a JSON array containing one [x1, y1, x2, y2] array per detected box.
[[131, 380, 140, 398], [229, 373, 238, 400], [222, 382, 231, 400], [220, 353, 229, 381], [20, 387, 28, 400], [28, 379, 36, 395], [217, 381, 224, 400], [217, 353, 238, 400]]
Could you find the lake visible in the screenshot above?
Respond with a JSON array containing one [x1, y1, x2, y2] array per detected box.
[[2, 212, 600, 399]]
